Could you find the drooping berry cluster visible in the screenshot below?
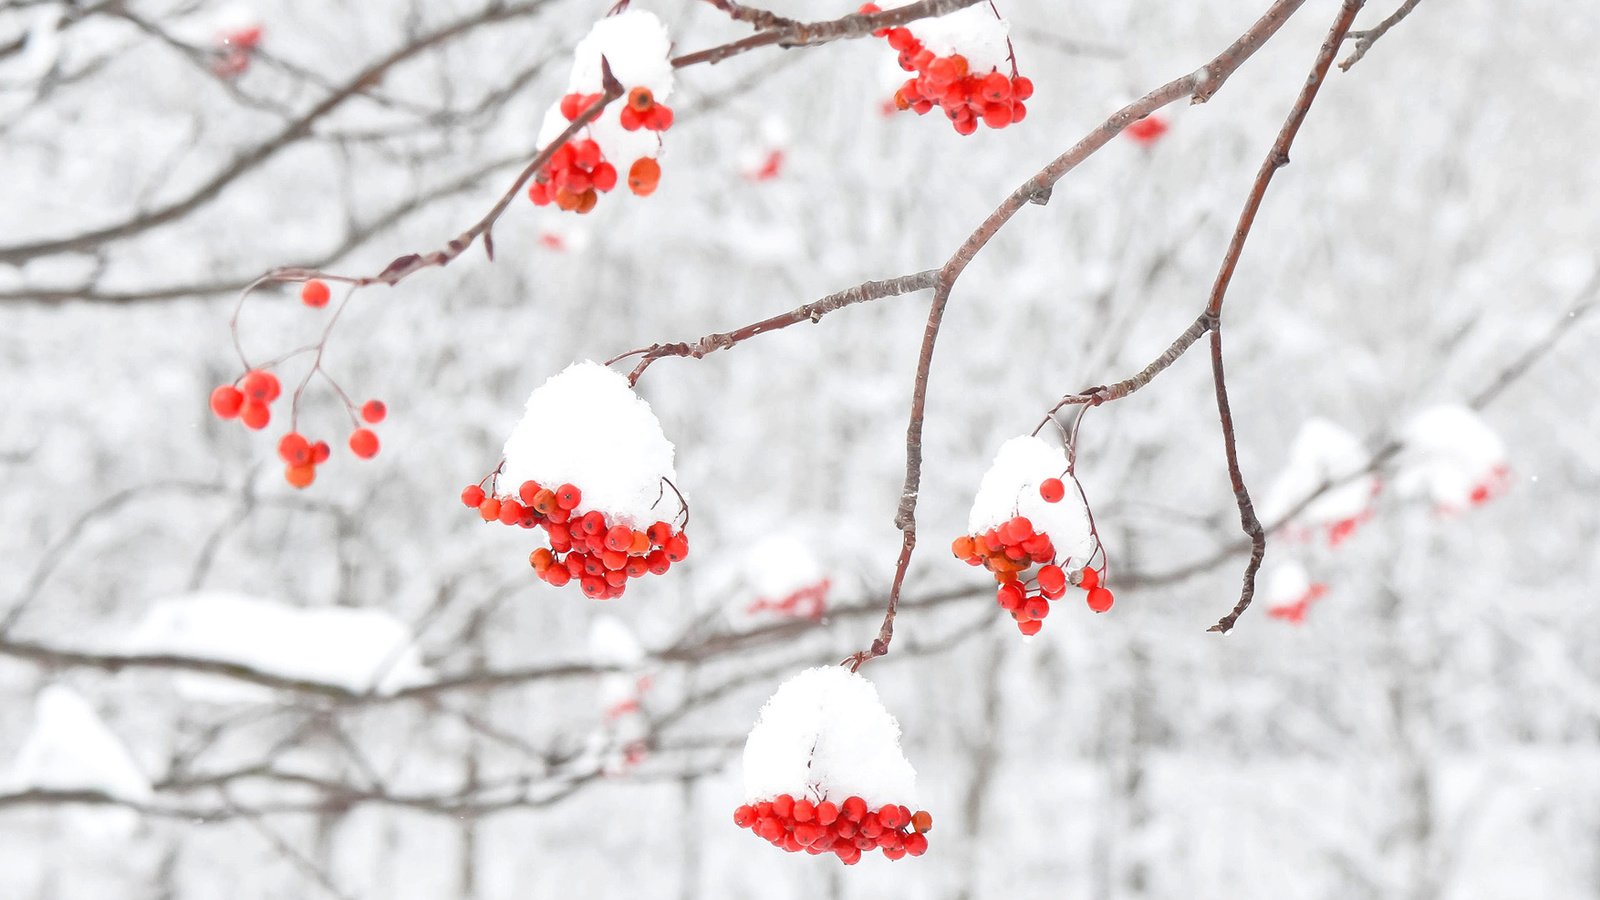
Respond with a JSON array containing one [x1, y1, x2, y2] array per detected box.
[[951, 477, 1113, 635], [209, 352, 387, 488], [529, 88, 668, 214], [733, 794, 930, 864], [860, 3, 1032, 135], [460, 480, 688, 599], [746, 578, 831, 622]]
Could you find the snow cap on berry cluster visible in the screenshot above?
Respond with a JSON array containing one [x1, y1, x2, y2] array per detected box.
[[968, 435, 1096, 566], [1395, 404, 1509, 508], [743, 534, 827, 600], [901, 2, 1011, 73], [500, 361, 678, 528], [1266, 560, 1315, 610], [1258, 418, 1377, 529], [537, 9, 672, 164], [743, 667, 917, 809]]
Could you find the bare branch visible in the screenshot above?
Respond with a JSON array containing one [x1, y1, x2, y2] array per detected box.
[[1339, 0, 1425, 71]]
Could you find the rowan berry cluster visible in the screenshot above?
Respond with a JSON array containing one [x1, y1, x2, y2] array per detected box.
[[460, 479, 688, 599], [951, 477, 1113, 635], [528, 88, 668, 214], [732, 793, 931, 864], [209, 363, 386, 487], [860, 3, 1032, 135]]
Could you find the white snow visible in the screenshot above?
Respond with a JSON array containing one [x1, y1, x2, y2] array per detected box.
[[902, 2, 1012, 74], [500, 361, 679, 528], [1258, 418, 1377, 532], [588, 616, 646, 668], [536, 10, 673, 169], [1396, 404, 1509, 510], [967, 435, 1097, 566], [122, 592, 432, 699], [4, 686, 151, 802], [1266, 560, 1314, 611], [742, 666, 918, 808], [742, 534, 826, 601]]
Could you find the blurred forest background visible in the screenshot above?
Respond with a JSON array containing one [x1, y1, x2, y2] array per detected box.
[[1, 0, 1597, 897]]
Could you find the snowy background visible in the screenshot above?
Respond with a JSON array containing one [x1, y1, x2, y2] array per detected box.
[[2, 0, 1598, 897]]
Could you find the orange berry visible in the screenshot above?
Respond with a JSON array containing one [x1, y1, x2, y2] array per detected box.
[[300, 279, 330, 307], [285, 464, 316, 488], [627, 86, 654, 112], [628, 157, 661, 196], [951, 535, 975, 559], [478, 498, 501, 521]]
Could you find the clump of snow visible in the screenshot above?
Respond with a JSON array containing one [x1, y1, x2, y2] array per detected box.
[[967, 435, 1096, 566], [589, 616, 646, 668], [500, 361, 679, 528], [4, 686, 151, 802], [1396, 404, 1510, 512], [1258, 418, 1379, 543], [1264, 560, 1328, 625], [902, 2, 1011, 73], [536, 10, 674, 167], [122, 592, 431, 698], [742, 667, 917, 808]]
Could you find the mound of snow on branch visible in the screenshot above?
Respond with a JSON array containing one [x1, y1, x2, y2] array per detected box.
[[500, 361, 678, 528], [1258, 418, 1378, 542], [968, 435, 1096, 566], [3, 685, 151, 802], [1396, 404, 1510, 511], [902, 2, 1011, 72], [537, 10, 673, 166], [123, 592, 431, 699], [743, 667, 917, 808]]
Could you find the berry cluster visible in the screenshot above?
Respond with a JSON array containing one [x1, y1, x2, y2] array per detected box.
[[861, 4, 1032, 135], [951, 477, 1114, 635], [529, 89, 668, 214], [1268, 581, 1328, 625], [1124, 114, 1170, 147], [210, 366, 386, 488], [460, 480, 688, 599], [733, 794, 931, 864], [746, 578, 831, 622], [212, 25, 261, 79]]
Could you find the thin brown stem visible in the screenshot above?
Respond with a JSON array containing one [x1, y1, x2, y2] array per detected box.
[[1339, 0, 1425, 71]]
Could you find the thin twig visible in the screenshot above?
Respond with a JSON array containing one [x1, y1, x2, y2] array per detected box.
[[1339, 0, 1424, 71], [1203, 0, 1365, 634]]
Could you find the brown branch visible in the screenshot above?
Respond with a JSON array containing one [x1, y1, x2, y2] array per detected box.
[[1201, 0, 1363, 634], [846, 0, 1312, 666], [0, 0, 558, 267], [610, 270, 939, 384], [698, 0, 799, 30], [1339, 0, 1425, 71]]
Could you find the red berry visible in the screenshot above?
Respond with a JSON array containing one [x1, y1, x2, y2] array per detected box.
[[645, 550, 671, 575], [240, 370, 280, 403], [734, 805, 756, 828], [1018, 619, 1043, 636], [905, 831, 929, 856], [277, 432, 311, 466], [997, 582, 1025, 611], [531, 489, 558, 515], [793, 799, 816, 822], [877, 805, 905, 829], [1087, 587, 1114, 613], [1024, 597, 1050, 620], [591, 162, 618, 193], [815, 801, 839, 826], [772, 794, 794, 818], [664, 532, 689, 562], [579, 511, 606, 536], [604, 525, 633, 552], [550, 483, 579, 510], [348, 428, 379, 459], [1040, 478, 1066, 503], [209, 385, 244, 419], [530, 548, 554, 574], [545, 566, 572, 587], [1011, 76, 1034, 100], [478, 498, 501, 521], [285, 464, 315, 489], [461, 485, 486, 508], [239, 399, 270, 430], [841, 796, 867, 822], [559, 93, 581, 120], [1079, 567, 1100, 591], [300, 279, 330, 308], [1037, 564, 1066, 596], [361, 399, 386, 423], [646, 521, 672, 546], [498, 500, 524, 526], [310, 440, 330, 464]]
